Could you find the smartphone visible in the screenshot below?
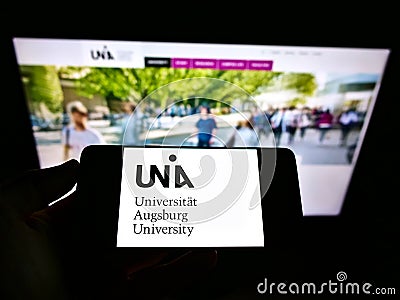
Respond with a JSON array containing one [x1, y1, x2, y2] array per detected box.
[[76, 145, 302, 248], [74, 144, 303, 295]]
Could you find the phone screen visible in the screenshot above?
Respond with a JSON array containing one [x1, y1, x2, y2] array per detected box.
[[118, 147, 264, 247], [77, 145, 301, 249]]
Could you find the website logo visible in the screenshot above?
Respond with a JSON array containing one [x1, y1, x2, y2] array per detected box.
[[136, 154, 194, 188], [90, 46, 115, 60]]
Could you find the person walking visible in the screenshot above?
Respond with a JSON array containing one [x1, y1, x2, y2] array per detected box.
[[230, 119, 259, 147], [316, 108, 334, 144], [284, 106, 299, 144], [270, 107, 287, 146], [251, 108, 270, 140], [195, 105, 217, 147], [120, 102, 143, 145], [62, 101, 105, 161], [298, 107, 312, 140], [338, 107, 359, 147]]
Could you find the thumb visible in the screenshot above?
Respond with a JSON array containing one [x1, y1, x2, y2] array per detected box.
[[1, 159, 79, 215]]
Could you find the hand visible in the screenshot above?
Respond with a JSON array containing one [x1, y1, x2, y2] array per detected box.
[[0, 160, 217, 299], [0, 159, 79, 300]]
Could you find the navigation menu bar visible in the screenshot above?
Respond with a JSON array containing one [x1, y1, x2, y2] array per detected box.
[[169, 58, 273, 71]]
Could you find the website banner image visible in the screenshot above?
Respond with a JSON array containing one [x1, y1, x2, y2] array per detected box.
[[13, 38, 390, 215]]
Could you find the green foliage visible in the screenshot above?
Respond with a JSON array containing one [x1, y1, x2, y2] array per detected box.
[[21, 65, 64, 113], [72, 68, 134, 101], [286, 97, 307, 107], [220, 70, 280, 95], [57, 67, 318, 111], [280, 73, 317, 96]]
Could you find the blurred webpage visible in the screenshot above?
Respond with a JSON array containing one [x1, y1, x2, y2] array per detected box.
[[13, 38, 390, 215]]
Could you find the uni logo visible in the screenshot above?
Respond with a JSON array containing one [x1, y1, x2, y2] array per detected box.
[[136, 154, 194, 188], [90, 46, 115, 60]]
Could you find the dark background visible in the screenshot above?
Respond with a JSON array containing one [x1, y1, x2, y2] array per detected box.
[[1, 8, 399, 298]]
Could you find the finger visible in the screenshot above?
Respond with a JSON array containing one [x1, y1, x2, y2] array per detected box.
[[4, 159, 79, 214], [27, 191, 78, 232], [27, 192, 87, 260]]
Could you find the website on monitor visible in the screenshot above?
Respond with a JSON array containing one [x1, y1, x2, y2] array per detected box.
[[12, 38, 390, 216]]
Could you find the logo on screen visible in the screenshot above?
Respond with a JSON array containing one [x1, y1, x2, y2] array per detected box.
[[135, 154, 194, 189], [90, 46, 115, 60]]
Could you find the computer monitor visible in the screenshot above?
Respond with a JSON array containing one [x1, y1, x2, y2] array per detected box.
[[10, 37, 390, 216]]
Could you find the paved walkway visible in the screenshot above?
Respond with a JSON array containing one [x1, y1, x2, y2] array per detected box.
[[34, 112, 360, 168]]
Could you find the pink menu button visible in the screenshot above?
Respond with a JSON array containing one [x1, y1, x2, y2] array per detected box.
[[248, 60, 273, 71], [172, 58, 191, 68], [219, 59, 247, 70], [192, 59, 218, 69]]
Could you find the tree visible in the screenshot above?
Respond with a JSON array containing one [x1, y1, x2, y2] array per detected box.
[[280, 73, 317, 96], [286, 96, 307, 107], [20, 65, 64, 113], [59, 67, 316, 113], [63, 67, 135, 108]]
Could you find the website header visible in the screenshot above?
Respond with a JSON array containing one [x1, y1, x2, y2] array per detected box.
[[13, 38, 390, 74]]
